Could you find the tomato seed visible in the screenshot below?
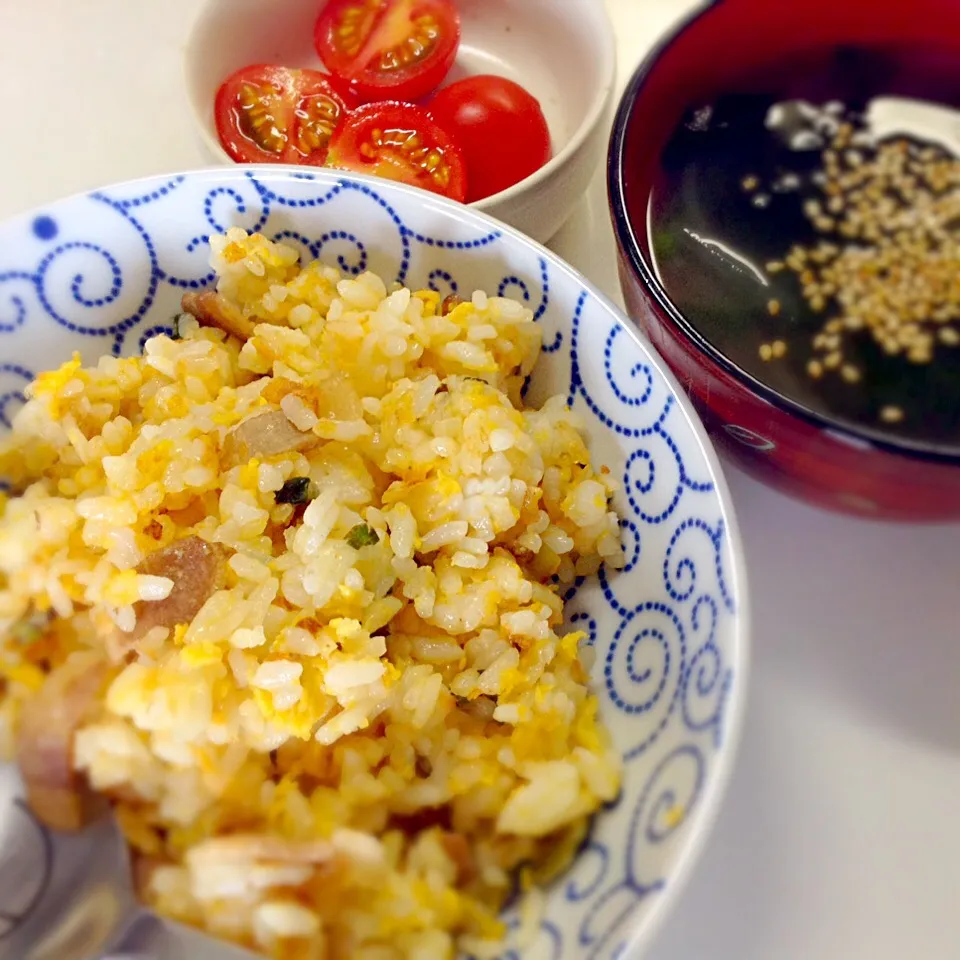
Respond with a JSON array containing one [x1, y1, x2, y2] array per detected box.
[[378, 15, 440, 72]]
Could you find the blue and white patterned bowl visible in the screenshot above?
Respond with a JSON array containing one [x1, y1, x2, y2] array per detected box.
[[0, 168, 749, 960]]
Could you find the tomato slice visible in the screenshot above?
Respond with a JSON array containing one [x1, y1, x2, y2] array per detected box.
[[215, 65, 349, 165], [325, 102, 467, 201], [428, 75, 552, 202], [314, 0, 460, 104]]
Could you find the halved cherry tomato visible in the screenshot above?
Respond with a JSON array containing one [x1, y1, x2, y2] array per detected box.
[[215, 65, 349, 165], [325, 102, 467, 201], [314, 0, 460, 104], [428, 75, 552, 202]]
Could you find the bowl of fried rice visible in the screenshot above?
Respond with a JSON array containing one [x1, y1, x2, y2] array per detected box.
[[0, 168, 748, 960]]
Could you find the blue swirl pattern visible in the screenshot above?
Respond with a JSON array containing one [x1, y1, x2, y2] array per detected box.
[[0, 169, 743, 960]]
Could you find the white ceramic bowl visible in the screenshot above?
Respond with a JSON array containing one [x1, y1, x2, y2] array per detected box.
[[183, 0, 616, 244], [0, 167, 748, 959]]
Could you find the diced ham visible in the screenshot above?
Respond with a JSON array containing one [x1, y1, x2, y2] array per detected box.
[[506, 543, 536, 566], [134, 536, 228, 638], [181, 291, 257, 341], [441, 294, 465, 316], [439, 831, 477, 886], [457, 695, 497, 721], [261, 375, 362, 422], [16, 650, 108, 831], [109, 536, 229, 659], [223, 410, 319, 468], [315, 374, 363, 422]]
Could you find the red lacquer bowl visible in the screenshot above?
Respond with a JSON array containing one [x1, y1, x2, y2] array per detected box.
[[608, 0, 960, 522]]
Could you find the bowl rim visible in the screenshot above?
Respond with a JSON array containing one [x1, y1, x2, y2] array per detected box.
[[181, 0, 617, 213], [607, 1, 960, 467], [469, 0, 617, 211], [3, 161, 752, 956]]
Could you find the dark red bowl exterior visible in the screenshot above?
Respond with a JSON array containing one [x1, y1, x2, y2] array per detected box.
[[608, 0, 960, 521]]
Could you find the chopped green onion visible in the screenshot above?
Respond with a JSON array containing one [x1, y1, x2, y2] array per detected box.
[[275, 477, 318, 505], [346, 523, 380, 549], [10, 614, 47, 646]]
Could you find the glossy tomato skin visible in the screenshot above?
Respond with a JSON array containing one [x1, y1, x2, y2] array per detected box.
[[314, 0, 460, 104], [326, 102, 467, 201], [215, 65, 348, 165], [428, 75, 552, 202]]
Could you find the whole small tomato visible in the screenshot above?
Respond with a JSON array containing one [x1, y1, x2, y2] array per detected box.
[[428, 75, 552, 202]]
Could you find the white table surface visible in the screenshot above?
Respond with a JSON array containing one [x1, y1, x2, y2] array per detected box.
[[2, 0, 959, 957]]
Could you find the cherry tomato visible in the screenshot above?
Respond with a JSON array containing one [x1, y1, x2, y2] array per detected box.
[[314, 0, 460, 104], [428, 75, 552, 202], [215, 65, 349, 165], [325, 102, 467, 201]]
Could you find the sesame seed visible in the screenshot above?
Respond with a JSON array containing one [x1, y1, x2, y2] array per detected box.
[[759, 343, 773, 361], [771, 339, 787, 358], [761, 126, 960, 421], [768, 299, 781, 316]]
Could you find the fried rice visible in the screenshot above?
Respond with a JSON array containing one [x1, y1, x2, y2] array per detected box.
[[0, 228, 624, 960]]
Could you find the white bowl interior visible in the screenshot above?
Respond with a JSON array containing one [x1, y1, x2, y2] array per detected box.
[[183, 0, 609, 185], [447, 0, 605, 157]]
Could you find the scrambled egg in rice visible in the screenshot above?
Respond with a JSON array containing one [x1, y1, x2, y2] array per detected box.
[[0, 229, 623, 960]]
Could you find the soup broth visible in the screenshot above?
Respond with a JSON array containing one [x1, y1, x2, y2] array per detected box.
[[649, 44, 960, 450]]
